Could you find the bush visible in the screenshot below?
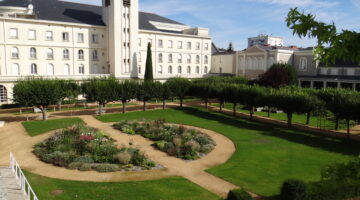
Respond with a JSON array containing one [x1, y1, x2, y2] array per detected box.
[[227, 189, 253, 200], [78, 163, 92, 171], [280, 179, 307, 200], [68, 162, 83, 170], [117, 151, 132, 165], [74, 155, 94, 163], [93, 164, 120, 172]]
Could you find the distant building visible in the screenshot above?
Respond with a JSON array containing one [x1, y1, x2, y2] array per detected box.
[[248, 34, 284, 47]]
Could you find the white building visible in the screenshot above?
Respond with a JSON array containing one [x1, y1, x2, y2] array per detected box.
[[0, 0, 212, 104], [248, 34, 284, 47]]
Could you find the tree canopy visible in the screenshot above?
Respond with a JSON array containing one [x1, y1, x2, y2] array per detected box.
[[259, 63, 298, 88], [144, 42, 154, 81]]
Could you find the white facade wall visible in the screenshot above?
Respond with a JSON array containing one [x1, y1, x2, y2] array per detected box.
[[211, 54, 236, 74]]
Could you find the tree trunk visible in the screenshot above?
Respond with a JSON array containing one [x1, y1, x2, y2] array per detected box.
[[267, 107, 271, 118], [162, 99, 166, 110], [143, 101, 147, 111], [233, 103, 236, 116], [306, 112, 311, 125], [180, 99, 183, 108], [347, 119, 350, 139], [219, 101, 224, 112], [122, 100, 126, 114], [204, 98, 208, 110], [98, 103, 103, 116], [42, 108, 47, 120], [57, 101, 62, 111], [335, 116, 339, 130], [287, 112, 293, 127], [250, 106, 254, 120]]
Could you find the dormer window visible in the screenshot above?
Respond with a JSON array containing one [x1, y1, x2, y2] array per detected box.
[[105, 0, 110, 7]]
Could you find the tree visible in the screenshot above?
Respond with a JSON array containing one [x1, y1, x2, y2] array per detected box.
[[190, 80, 217, 110], [239, 85, 266, 120], [286, 8, 360, 64], [56, 80, 80, 111], [144, 42, 154, 82], [116, 80, 138, 113], [227, 42, 234, 52], [136, 81, 155, 111], [81, 78, 117, 116], [158, 82, 173, 110], [222, 84, 240, 116], [259, 63, 298, 88], [166, 78, 192, 108], [13, 78, 62, 120]]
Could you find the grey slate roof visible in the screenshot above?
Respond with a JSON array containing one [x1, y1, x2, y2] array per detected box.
[[0, 0, 185, 31]]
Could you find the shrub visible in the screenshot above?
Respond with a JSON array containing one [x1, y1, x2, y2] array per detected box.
[[74, 155, 94, 163], [154, 140, 166, 150], [227, 189, 253, 200], [78, 163, 92, 171], [280, 179, 307, 200], [117, 151, 132, 165], [93, 164, 120, 172], [68, 162, 83, 170], [200, 144, 215, 154], [185, 140, 201, 152]]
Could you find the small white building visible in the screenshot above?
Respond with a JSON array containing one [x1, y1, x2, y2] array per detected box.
[[248, 34, 284, 48]]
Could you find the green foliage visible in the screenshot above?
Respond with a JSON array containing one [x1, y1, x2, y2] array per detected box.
[[286, 8, 360, 64], [227, 42, 235, 52], [116, 80, 138, 113], [166, 78, 192, 107], [93, 164, 120, 173], [227, 189, 253, 200], [144, 42, 154, 81], [280, 179, 307, 200], [259, 63, 298, 88]]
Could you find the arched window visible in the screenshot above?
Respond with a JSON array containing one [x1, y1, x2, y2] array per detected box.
[[30, 47, 37, 59], [64, 64, 70, 75], [196, 66, 200, 74], [158, 53, 163, 63], [12, 63, 20, 75], [11, 47, 19, 58], [0, 85, 7, 103], [299, 57, 308, 71], [196, 55, 200, 64], [220, 67, 223, 73], [47, 48, 54, 59], [47, 64, 54, 75], [158, 65, 163, 74], [168, 54, 173, 63], [168, 65, 173, 74], [63, 49, 69, 60], [204, 66, 208, 74], [78, 50, 84, 60], [204, 55, 208, 64], [79, 64, 85, 74], [187, 54, 191, 63], [92, 50, 98, 61], [178, 66, 182, 74], [178, 54, 182, 63], [30, 63, 37, 75], [187, 66, 191, 74]]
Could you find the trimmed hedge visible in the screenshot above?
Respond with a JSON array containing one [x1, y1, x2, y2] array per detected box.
[[280, 179, 307, 200], [227, 189, 253, 200]]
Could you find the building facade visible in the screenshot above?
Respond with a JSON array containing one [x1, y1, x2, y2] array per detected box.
[[248, 34, 284, 47], [0, 0, 212, 104]]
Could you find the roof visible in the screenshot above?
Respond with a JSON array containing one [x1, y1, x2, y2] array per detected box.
[[319, 60, 360, 68], [0, 0, 186, 31]]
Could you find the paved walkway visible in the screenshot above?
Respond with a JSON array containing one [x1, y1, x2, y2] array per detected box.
[[0, 115, 239, 198], [0, 168, 24, 200]]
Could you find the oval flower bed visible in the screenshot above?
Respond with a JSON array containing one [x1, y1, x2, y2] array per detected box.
[[113, 119, 216, 160], [33, 124, 156, 172]]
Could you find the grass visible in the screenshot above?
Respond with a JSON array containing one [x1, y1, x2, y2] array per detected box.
[[97, 107, 360, 196], [22, 118, 84, 136], [211, 103, 354, 130], [24, 171, 220, 200]]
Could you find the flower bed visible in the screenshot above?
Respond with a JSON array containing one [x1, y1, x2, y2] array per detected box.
[[33, 124, 156, 172], [113, 119, 216, 160]]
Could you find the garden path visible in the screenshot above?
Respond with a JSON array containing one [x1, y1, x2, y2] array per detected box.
[[0, 115, 239, 198]]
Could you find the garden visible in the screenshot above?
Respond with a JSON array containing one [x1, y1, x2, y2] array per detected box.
[[33, 124, 157, 172]]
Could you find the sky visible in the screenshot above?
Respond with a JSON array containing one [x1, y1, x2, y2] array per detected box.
[[64, 0, 360, 50]]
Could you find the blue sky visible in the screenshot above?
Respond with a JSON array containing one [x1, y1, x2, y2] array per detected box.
[[64, 0, 360, 50]]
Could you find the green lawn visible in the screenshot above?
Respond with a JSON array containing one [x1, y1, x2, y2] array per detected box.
[[211, 103, 354, 130], [97, 107, 359, 196], [24, 171, 220, 200], [22, 118, 84, 136]]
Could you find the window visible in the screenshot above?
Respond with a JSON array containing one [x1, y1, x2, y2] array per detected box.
[[138, 66, 142, 74], [78, 50, 84, 60], [299, 57, 308, 71], [196, 66, 200, 74], [0, 85, 7, 103], [62, 32, 69, 41], [93, 64, 100, 74], [187, 54, 191, 63], [9, 28, 18, 39], [220, 67, 223, 73], [204, 66, 208, 74], [64, 64, 70, 75], [30, 47, 37, 59], [168, 66, 173, 74], [12, 63, 20, 75], [92, 34, 99, 43], [47, 48, 54, 59], [47, 64, 54, 75], [138, 53, 141, 62], [28, 30, 36, 40], [196, 55, 200, 64], [79, 64, 85, 74], [92, 50, 98, 60], [78, 33, 84, 43], [11, 47, 19, 59], [30, 63, 37, 75], [138, 38, 141, 47], [178, 66, 182, 74], [168, 40, 173, 48], [205, 43, 209, 50], [105, 0, 110, 7], [204, 55, 209, 64], [158, 65, 163, 74], [196, 42, 200, 50], [63, 49, 69, 60], [168, 54, 173, 63], [45, 31, 53, 41], [158, 39, 163, 48], [178, 41, 183, 49], [178, 54, 182, 63], [187, 66, 191, 74], [158, 53, 163, 63], [187, 42, 192, 50]]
